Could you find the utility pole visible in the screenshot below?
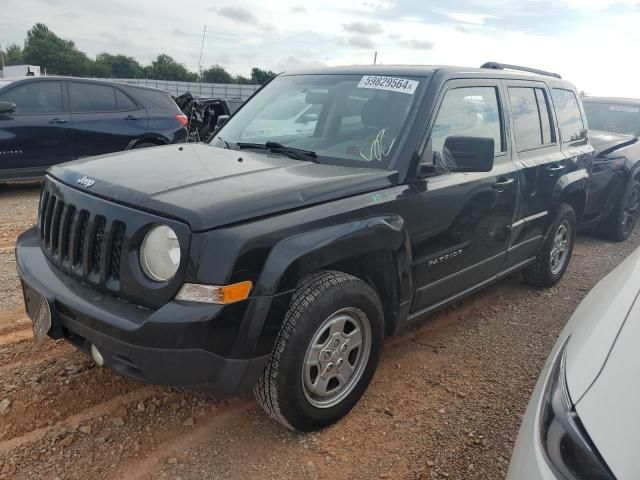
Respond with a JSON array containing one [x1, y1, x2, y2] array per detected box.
[[0, 42, 5, 73], [373, 51, 377, 65], [197, 25, 207, 81]]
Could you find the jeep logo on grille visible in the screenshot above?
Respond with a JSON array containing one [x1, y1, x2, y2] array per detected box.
[[77, 176, 95, 188]]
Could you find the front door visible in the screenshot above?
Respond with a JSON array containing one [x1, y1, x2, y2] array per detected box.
[[407, 80, 519, 315], [0, 80, 72, 177]]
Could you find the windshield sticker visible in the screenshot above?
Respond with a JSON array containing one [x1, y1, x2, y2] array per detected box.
[[358, 76, 419, 95], [609, 105, 640, 113]]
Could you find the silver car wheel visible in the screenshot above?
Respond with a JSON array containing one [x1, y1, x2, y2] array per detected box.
[[302, 307, 372, 409], [550, 220, 570, 275]]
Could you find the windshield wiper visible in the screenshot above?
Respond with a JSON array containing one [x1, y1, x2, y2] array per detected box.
[[236, 142, 319, 163]]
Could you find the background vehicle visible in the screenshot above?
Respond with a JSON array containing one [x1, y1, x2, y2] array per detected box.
[[173, 92, 231, 143], [16, 63, 591, 432], [508, 245, 640, 479], [581, 97, 640, 241], [0, 77, 188, 181]]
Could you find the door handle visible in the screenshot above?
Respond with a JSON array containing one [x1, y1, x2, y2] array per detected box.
[[546, 164, 565, 173], [493, 177, 514, 192], [125, 115, 140, 120], [49, 118, 68, 124]]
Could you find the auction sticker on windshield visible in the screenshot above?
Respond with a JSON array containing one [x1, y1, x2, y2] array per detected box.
[[358, 76, 419, 95]]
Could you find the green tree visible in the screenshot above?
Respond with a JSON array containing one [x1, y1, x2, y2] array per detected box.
[[2, 43, 24, 66], [23, 23, 91, 76], [235, 75, 252, 85], [250, 67, 276, 85], [146, 54, 196, 81], [93, 53, 143, 78], [201, 65, 233, 83]]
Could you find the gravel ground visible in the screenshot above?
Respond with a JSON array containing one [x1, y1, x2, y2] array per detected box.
[[1, 184, 638, 480]]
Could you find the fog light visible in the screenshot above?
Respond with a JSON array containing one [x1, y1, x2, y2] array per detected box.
[[176, 281, 253, 304], [91, 344, 105, 367]]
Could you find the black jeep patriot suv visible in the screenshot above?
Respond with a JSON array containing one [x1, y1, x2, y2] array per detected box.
[[16, 63, 593, 431]]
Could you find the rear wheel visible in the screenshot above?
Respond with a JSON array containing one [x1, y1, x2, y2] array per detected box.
[[254, 271, 384, 431], [599, 179, 640, 242], [523, 203, 576, 288]]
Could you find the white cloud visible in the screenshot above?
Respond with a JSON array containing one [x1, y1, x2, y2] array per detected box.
[[446, 13, 496, 25], [1, 0, 640, 98]]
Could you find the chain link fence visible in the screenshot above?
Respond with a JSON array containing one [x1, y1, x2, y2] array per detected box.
[[94, 78, 261, 109]]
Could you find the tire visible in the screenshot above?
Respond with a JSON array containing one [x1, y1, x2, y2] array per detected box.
[[598, 179, 640, 242], [132, 142, 158, 149], [255, 270, 384, 432], [523, 203, 576, 288]]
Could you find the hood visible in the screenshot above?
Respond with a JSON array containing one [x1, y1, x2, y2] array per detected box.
[[564, 246, 640, 404], [571, 265, 640, 480], [589, 129, 638, 157], [49, 144, 397, 231]]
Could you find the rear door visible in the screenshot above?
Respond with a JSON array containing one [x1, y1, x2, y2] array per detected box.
[[503, 81, 565, 265], [408, 80, 519, 314], [0, 80, 72, 176], [68, 81, 147, 158]]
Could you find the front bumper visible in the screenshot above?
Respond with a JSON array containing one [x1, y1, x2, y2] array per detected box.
[[16, 226, 271, 396]]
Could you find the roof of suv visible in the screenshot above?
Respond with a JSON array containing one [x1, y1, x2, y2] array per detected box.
[[282, 64, 577, 88], [0, 75, 169, 95], [583, 96, 640, 105]]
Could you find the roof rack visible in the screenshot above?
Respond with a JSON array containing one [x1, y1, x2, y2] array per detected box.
[[480, 62, 562, 79]]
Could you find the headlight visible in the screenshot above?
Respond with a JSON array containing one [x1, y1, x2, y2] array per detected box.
[[140, 225, 181, 282], [539, 338, 615, 479]]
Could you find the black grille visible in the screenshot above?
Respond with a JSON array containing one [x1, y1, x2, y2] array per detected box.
[[39, 192, 126, 289], [110, 222, 125, 281]]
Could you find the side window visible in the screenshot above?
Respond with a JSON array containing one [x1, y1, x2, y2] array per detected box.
[[430, 86, 503, 156], [509, 87, 557, 151], [535, 89, 554, 144], [0, 81, 63, 114], [552, 89, 586, 144], [115, 89, 136, 110], [70, 83, 118, 112]]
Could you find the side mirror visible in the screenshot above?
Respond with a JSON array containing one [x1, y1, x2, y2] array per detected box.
[[0, 101, 16, 115], [216, 115, 230, 129], [443, 136, 495, 172]]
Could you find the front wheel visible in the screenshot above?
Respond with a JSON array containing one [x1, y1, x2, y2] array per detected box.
[[255, 271, 384, 431], [523, 204, 576, 288]]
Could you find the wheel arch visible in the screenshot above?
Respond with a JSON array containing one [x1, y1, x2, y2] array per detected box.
[[254, 215, 414, 341], [125, 135, 170, 150], [553, 169, 589, 226]]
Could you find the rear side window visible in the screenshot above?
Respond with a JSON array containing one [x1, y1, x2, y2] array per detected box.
[[70, 83, 118, 112], [0, 81, 64, 114], [115, 89, 137, 110], [552, 89, 586, 144], [430, 86, 503, 154], [508, 87, 555, 151], [132, 88, 179, 111]]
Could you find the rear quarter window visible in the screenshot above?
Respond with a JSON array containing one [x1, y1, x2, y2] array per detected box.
[[552, 89, 586, 144]]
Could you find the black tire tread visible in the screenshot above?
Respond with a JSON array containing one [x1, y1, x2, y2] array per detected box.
[[254, 270, 370, 430], [523, 203, 576, 288], [598, 179, 640, 242]]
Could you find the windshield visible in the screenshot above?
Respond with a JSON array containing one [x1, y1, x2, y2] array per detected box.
[[210, 74, 424, 169], [583, 101, 640, 136]]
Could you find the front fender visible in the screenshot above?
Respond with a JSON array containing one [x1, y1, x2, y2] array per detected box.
[[232, 215, 413, 356], [255, 214, 412, 297]]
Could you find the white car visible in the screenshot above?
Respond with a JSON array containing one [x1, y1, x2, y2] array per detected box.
[[508, 246, 640, 479]]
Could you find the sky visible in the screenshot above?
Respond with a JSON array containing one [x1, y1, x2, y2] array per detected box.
[[1, 0, 639, 96]]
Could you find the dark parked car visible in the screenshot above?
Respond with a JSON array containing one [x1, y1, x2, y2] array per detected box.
[[581, 97, 640, 241], [16, 63, 592, 431], [0, 77, 188, 181]]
